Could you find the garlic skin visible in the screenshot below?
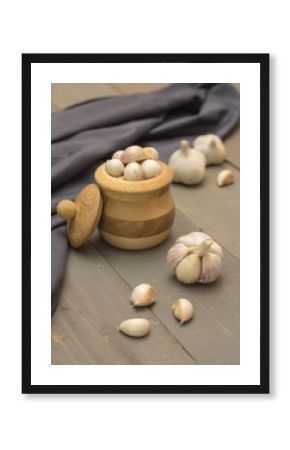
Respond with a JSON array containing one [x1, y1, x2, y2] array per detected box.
[[193, 134, 226, 165], [141, 160, 162, 179], [124, 162, 144, 181], [112, 150, 124, 160], [105, 159, 124, 177], [169, 140, 206, 185], [167, 231, 223, 284], [172, 299, 194, 325], [217, 169, 235, 187], [143, 147, 159, 160], [121, 145, 146, 164], [118, 318, 150, 337], [130, 283, 157, 307]]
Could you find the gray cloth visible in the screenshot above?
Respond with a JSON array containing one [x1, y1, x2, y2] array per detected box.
[[51, 83, 240, 314]]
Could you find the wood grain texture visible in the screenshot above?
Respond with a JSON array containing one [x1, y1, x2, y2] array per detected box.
[[95, 162, 175, 249], [51, 244, 196, 365], [51, 83, 240, 366]]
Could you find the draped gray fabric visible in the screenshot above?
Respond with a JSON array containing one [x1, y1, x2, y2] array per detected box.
[[51, 83, 240, 314]]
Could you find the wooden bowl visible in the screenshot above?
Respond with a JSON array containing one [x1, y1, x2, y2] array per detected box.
[[94, 161, 175, 250]]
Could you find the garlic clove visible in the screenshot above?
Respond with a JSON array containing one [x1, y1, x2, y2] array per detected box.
[[167, 243, 192, 271], [124, 162, 144, 181], [141, 159, 162, 179], [112, 150, 124, 160], [121, 145, 146, 164], [118, 318, 150, 337], [143, 147, 159, 160], [175, 253, 201, 284], [130, 283, 157, 307], [217, 169, 235, 187], [193, 134, 226, 165], [105, 159, 124, 177], [198, 253, 222, 284], [172, 298, 194, 325]]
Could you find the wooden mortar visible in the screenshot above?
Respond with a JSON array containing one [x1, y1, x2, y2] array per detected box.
[[94, 161, 175, 250]]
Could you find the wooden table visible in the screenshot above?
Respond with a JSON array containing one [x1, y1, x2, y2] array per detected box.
[[51, 83, 240, 365]]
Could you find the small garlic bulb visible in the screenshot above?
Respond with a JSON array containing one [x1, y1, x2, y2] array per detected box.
[[130, 283, 157, 307], [193, 134, 226, 165], [172, 298, 194, 325], [124, 162, 143, 181], [141, 160, 162, 179], [121, 145, 146, 164], [169, 140, 206, 185], [112, 150, 124, 160], [143, 147, 159, 160], [118, 318, 150, 337], [167, 231, 223, 284], [105, 159, 124, 177], [217, 169, 235, 187]]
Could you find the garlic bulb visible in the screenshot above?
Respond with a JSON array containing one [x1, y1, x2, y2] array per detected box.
[[143, 147, 159, 160], [112, 149, 124, 160], [217, 169, 235, 187], [124, 162, 144, 181], [141, 160, 162, 179], [169, 140, 206, 185], [130, 283, 157, 307], [167, 231, 223, 284], [118, 318, 150, 337], [172, 298, 194, 325], [193, 134, 226, 165], [121, 145, 146, 164], [105, 159, 124, 177]]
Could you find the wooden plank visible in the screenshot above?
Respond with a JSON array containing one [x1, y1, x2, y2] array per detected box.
[[91, 206, 240, 365], [171, 163, 240, 259], [52, 243, 196, 365], [51, 83, 121, 111]]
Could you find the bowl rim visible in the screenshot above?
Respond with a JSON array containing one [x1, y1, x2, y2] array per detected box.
[[94, 161, 174, 194]]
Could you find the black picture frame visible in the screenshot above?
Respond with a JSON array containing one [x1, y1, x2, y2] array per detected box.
[[22, 53, 269, 394]]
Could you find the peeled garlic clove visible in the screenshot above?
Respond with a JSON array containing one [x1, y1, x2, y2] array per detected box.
[[112, 150, 124, 160], [175, 253, 201, 284], [105, 159, 124, 177], [141, 159, 162, 179], [118, 318, 150, 337], [217, 169, 235, 187], [143, 147, 159, 160], [130, 283, 157, 307], [199, 253, 222, 284], [172, 298, 194, 325], [124, 162, 144, 181], [194, 134, 226, 165], [121, 145, 146, 164], [167, 243, 192, 270]]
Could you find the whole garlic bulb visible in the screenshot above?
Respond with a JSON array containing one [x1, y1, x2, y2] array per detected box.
[[169, 140, 206, 185], [105, 159, 124, 177], [167, 231, 223, 284], [172, 298, 194, 325], [124, 162, 143, 181], [130, 283, 157, 307], [193, 134, 226, 165], [141, 160, 162, 179]]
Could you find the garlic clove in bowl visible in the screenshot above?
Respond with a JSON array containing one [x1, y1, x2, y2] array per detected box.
[[124, 162, 144, 181], [143, 147, 159, 160], [121, 145, 146, 164], [141, 159, 162, 179], [105, 159, 124, 177]]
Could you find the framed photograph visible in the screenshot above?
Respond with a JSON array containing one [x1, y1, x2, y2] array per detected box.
[[22, 53, 269, 394]]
